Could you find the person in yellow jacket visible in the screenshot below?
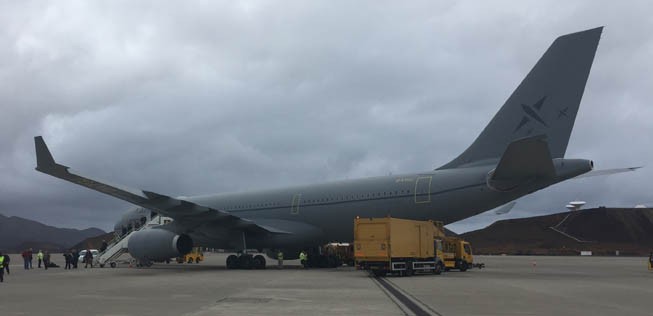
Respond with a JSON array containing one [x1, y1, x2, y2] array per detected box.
[[277, 250, 283, 269], [37, 250, 44, 269], [299, 251, 308, 268], [0, 251, 5, 283]]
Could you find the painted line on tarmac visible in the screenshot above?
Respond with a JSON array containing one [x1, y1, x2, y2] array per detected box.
[[370, 276, 411, 316], [371, 275, 442, 316], [384, 277, 444, 316]]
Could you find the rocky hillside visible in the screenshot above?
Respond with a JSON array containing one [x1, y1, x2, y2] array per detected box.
[[461, 208, 653, 256], [0, 213, 105, 252]]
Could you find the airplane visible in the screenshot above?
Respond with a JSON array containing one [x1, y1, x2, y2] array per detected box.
[[34, 27, 631, 268]]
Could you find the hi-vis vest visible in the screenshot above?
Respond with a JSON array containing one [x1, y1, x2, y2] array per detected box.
[[0, 256, 4, 268], [277, 252, 283, 260]]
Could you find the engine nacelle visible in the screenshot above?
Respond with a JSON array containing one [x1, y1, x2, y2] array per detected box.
[[128, 228, 193, 262]]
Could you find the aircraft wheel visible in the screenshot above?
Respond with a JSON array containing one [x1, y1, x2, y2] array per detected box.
[[239, 254, 253, 269], [253, 255, 266, 269], [110, 262, 117, 268], [226, 255, 238, 269]]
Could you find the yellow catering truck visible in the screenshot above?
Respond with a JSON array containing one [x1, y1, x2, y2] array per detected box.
[[354, 217, 445, 277], [440, 237, 475, 271]]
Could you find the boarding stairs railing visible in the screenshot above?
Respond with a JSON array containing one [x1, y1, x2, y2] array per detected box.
[[96, 215, 168, 268]]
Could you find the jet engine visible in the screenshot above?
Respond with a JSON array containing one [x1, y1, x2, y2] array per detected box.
[[128, 228, 193, 262]]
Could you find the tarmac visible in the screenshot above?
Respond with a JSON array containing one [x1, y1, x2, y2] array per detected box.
[[0, 253, 652, 316]]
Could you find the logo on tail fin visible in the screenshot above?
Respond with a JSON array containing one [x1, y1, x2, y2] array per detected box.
[[513, 96, 548, 133]]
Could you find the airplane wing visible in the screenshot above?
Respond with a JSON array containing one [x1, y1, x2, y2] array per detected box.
[[573, 166, 642, 179], [34, 136, 290, 235]]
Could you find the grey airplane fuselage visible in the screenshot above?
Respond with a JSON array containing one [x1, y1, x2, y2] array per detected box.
[[180, 158, 591, 249]]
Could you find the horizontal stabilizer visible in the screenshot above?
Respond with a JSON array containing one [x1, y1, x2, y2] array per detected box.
[[491, 135, 555, 181], [574, 166, 642, 179]]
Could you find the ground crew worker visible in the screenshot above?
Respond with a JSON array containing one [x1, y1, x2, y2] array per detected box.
[[37, 250, 43, 268], [3, 253, 10, 274], [63, 251, 72, 270], [648, 252, 653, 271], [72, 249, 79, 269], [277, 250, 283, 269], [299, 251, 307, 268], [43, 251, 51, 270], [0, 251, 5, 283], [84, 249, 93, 268], [21, 250, 29, 270]]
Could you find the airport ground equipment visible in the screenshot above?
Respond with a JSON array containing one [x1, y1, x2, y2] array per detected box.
[[177, 247, 204, 263], [301, 243, 353, 268], [440, 237, 482, 271], [325, 242, 355, 266], [354, 217, 444, 277]]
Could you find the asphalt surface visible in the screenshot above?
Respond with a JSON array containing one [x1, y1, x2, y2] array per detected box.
[[0, 254, 651, 315]]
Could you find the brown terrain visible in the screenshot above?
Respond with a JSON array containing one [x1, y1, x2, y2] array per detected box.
[[71, 231, 115, 251], [461, 207, 653, 256]]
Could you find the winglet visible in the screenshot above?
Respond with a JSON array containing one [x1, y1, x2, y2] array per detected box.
[[34, 136, 57, 171]]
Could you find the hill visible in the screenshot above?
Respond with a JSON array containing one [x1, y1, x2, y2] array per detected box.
[[461, 208, 653, 256], [0, 213, 106, 252], [71, 231, 115, 251]]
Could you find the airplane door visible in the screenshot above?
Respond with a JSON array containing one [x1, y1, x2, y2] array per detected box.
[[291, 193, 302, 214], [414, 176, 432, 204]]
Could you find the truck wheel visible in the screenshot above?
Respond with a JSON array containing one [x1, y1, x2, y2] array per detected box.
[[187, 258, 193, 264], [434, 263, 443, 275], [195, 258, 200, 264], [110, 262, 117, 268], [460, 261, 468, 272]]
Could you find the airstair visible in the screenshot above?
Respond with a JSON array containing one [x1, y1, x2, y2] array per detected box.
[[96, 214, 171, 268]]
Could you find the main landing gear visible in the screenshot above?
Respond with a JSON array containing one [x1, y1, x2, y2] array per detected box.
[[226, 254, 266, 269]]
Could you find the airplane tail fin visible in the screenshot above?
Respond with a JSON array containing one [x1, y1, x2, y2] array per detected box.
[[439, 27, 602, 169]]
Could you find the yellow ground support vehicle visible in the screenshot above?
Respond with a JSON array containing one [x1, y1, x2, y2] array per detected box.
[[441, 237, 475, 271], [177, 247, 204, 264], [354, 217, 445, 277]]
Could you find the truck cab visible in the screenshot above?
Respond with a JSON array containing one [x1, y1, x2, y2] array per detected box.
[[441, 237, 473, 271]]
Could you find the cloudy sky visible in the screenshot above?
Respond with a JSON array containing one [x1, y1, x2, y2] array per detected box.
[[1, 0, 651, 233]]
